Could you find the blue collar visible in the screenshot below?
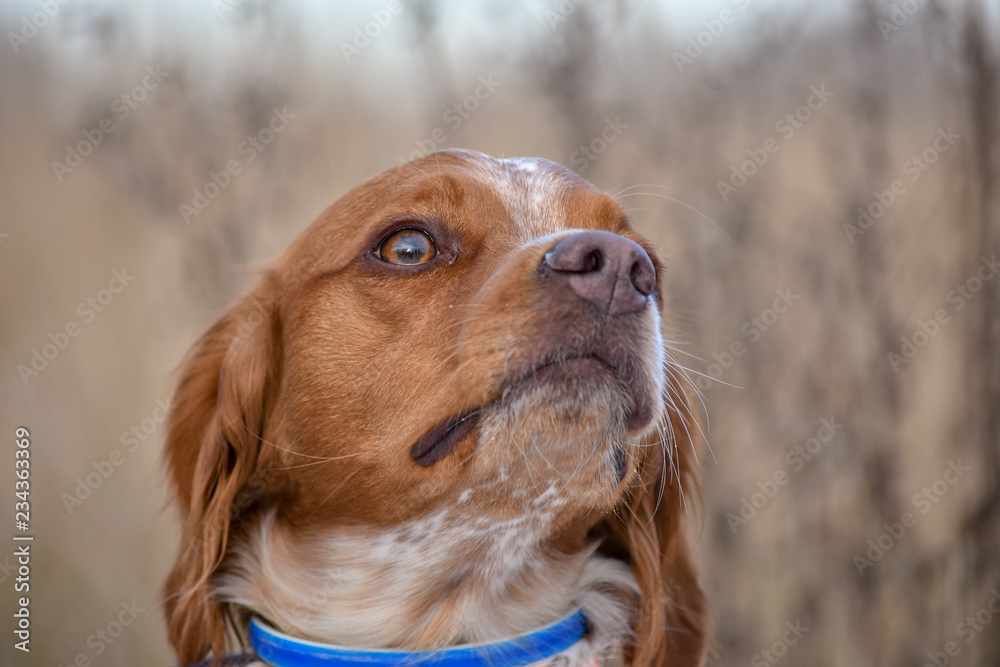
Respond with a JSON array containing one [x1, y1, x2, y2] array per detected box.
[[248, 609, 588, 667]]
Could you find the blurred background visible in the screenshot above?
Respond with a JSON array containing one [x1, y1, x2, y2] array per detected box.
[[1, 0, 998, 665]]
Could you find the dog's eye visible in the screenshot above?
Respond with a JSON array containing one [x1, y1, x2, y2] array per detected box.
[[379, 229, 438, 265]]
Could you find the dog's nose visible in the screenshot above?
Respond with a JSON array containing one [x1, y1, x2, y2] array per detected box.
[[542, 230, 656, 315]]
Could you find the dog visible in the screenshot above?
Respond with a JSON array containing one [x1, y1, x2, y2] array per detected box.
[[161, 149, 708, 667]]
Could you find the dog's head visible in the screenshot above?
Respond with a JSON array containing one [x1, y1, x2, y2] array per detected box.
[[163, 149, 706, 666]]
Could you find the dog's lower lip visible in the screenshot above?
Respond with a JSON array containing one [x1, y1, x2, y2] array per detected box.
[[533, 354, 609, 375], [410, 409, 481, 467], [520, 354, 651, 430]]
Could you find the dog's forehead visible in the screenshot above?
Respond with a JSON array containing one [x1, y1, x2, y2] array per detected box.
[[474, 157, 575, 241], [285, 152, 626, 282], [425, 152, 619, 244]]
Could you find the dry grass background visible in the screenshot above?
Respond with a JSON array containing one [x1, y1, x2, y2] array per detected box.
[[1, 0, 998, 665]]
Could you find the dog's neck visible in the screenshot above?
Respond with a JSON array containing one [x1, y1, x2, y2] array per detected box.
[[215, 506, 638, 665]]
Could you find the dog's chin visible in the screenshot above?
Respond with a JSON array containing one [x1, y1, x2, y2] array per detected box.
[[496, 356, 660, 434], [466, 360, 644, 501], [500, 357, 626, 418]]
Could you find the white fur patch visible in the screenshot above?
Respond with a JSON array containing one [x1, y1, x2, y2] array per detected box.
[[215, 505, 638, 665], [458, 157, 574, 243]]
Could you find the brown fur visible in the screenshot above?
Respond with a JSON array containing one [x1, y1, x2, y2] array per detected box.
[[161, 149, 708, 666]]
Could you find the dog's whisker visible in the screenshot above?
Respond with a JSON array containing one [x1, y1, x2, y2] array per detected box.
[[666, 359, 742, 390], [270, 455, 364, 471], [663, 356, 711, 433], [668, 396, 704, 471], [303, 467, 362, 523], [662, 360, 716, 465], [613, 183, 686, 198], [616, 190, 732, 242], [251, 431, 361, 462], [661, 341, 710, 365]]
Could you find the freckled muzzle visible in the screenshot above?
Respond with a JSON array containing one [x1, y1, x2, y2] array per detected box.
[[410, 230, 662, 469]]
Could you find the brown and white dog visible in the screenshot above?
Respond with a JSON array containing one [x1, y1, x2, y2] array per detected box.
[[161, 149, 708, 667]]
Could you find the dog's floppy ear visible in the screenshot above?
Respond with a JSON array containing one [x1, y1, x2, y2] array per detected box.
[[605, 373, 709, 667], [161, 280, 283, 665]]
